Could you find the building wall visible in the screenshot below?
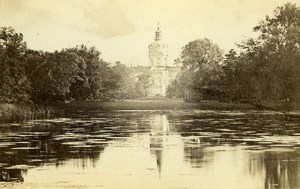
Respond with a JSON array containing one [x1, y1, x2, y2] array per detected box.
[[148, 42, 168, 67], [149, 68, 168, 96]]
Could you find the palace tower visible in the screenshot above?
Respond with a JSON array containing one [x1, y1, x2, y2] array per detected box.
[[132, 24, 181, 96]]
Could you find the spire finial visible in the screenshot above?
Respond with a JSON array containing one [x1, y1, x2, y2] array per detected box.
[[155, 22, 161, 41]]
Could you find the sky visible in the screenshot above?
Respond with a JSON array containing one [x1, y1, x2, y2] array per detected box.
[[0, 0, 299, 66]]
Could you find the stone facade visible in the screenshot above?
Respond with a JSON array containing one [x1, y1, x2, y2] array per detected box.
[[132, 25, 181, 96]]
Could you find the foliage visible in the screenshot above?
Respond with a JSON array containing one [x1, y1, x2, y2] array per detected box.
[[135, 73, 151, 97], [0, 27, 31, 103], [0, 27, 144, 104], [66, 45, 118, 101], [167, 38, 224, 100], [26, 50, 82, 102], [167, 70, 188, 98], [222, 3, 300, 102], [168, 3, 300, 103], [112, 62, 140, 99]]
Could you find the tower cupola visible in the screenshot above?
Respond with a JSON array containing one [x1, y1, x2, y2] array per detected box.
[[155, 23, 161, 41], [148, 23, 168, 67]]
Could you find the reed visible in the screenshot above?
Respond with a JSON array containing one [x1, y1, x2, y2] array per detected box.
[[0, 103, 57, 123]]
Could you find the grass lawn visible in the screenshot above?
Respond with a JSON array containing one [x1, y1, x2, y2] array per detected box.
[[60, 97, 255, 111]]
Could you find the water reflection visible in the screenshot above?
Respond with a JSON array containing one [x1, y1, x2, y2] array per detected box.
[[0, 110, 300, 188], [263, 151, 300, 189], [149, 114, 184, 178], [149, 114, 166, 176]]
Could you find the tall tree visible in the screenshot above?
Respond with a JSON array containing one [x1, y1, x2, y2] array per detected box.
[[135, 73, 151, 97], [66, 45, 118, 101], [223, 3, 300, 102], [112, 62, 139, 99], [253, 2, 300, 101], [26, 50, 82, 103], [168, 38, 224, 100], [0, 27, 31, 103]]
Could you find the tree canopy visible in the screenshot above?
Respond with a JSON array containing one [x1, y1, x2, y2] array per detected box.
[[0, 27, 145, 104], [222, 3, 300, 102], [167, 38, 224, 100], [0, 27, 31, 103]]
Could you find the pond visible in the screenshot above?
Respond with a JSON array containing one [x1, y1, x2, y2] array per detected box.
[[0, 110, 300, 189]]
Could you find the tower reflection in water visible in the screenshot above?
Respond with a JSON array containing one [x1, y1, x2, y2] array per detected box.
[[149, 114, 184, 178], [149, 114, 168, 177]]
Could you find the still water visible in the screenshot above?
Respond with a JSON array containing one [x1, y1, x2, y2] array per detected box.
[[0, 110, 300, 189]]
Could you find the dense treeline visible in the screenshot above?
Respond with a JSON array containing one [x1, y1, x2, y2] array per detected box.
[[168, 3, 300, 104], [222, 3, 300, 102], [0, 27, 144, 104]]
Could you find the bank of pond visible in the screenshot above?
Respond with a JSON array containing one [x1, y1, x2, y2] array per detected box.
[[1, 99, 300, 123], [0, 104, 58, 123]]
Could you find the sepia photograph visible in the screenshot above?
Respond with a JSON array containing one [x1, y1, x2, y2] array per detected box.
[[0, 0, 300, 188]]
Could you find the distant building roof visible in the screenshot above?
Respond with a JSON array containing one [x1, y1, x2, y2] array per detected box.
[[130, 66, 151, 75]]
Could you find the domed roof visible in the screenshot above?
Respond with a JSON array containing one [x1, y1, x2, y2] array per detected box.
[[149, 24, 168, 54], [149, 40, 167, 48]]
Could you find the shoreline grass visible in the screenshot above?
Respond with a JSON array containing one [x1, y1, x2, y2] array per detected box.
[[59, 98, 255, 111], [0, 103, 57, 123], [2, 98, 299, 123], [60, 98, 300, 112]]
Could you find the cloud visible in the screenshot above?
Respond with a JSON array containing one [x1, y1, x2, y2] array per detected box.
[[1, 0, 299, 65], [83, 0, 135, 38], [0, 0, 51, 29], [0, 0, 135, 38]]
